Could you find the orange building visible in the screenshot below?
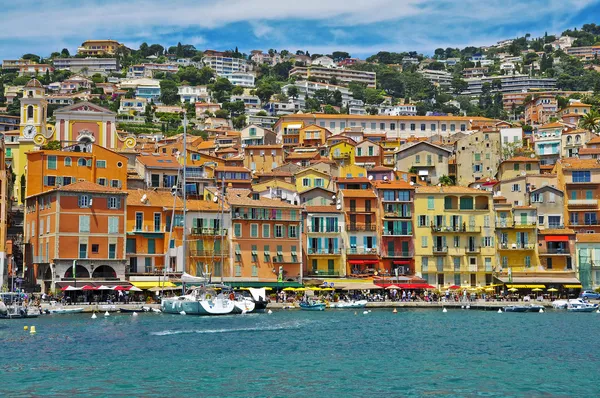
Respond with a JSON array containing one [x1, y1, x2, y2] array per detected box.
[[25, 143, 128, 198], [299, 124, 331, 147], [24, 181, 127, 292], [243, 145, 285, 173], [227, 189, 302, 284]]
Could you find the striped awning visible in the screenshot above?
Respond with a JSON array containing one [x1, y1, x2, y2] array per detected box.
[[506, 284, 546, 289], [564, 284, 582, 289]]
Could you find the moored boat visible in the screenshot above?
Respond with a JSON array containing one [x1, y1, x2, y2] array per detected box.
[[503, 305, 530, 312], [329, 300, 368, 309], [47, 307, 84, 314], [161, 287, 236, 316], [567, 300, 598, 312], [299, 300, 326, 311]]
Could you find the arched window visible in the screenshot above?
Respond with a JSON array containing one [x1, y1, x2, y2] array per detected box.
[[77, 158, 87, 167], [576, 135, 581, 144], [27, 105, 34, 120], [567, 136, 572, 144], [64, 157, 72, 166]]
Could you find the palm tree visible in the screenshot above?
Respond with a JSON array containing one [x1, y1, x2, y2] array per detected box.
[[579, 110, 600, 133], [439, 175, 454, 186]]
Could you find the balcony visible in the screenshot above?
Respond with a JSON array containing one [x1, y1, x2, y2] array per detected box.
[[348, 207, 374, 213], [513, 220, 537, 228], [382, 229, 412, 236], [569, 222, 600, 227], [190, 227, 228, 236], [432, 246, 448, 254], [465, 246, 481, 254], [431, 225, 481, 233], [539, 248, 571, 256], [384, 211, 412, 218], [495, 221, 514, 228], [567, 199, 598, 208], [332, 153, 350, 160], [307, 248, 342, 255], [189, 249, 229, 257], [499, 243, 535, 250], [346, 224, 377, 232], [346, 248, 379, 255], [232, 213, 297, 221], [272, 256, 300, 264], [381, 250, 413, 258], [306, 226, 341, 233], [306, 270, 341, 277]]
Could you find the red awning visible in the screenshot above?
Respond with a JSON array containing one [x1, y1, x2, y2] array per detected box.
[[397, 283, 436, 289], [392, 260, 411, 265], [348, 260, 365, 265], [545, 236, 569, 242], [363, 260, 379, 265]]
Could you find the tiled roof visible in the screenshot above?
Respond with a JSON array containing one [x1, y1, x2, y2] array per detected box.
[[416, 186, 491, 194], [559, 158, 600, 170], [539, 122, 565, 129], [578, 148, 600, 155], [503, 156, 539, 163], [372, 180, 415, 189], [586, 136, 600, 145], [127, 189, 181, 208], [215, 166, 251, 173], [538, 229, 575, 235], [339, 189, 377, 198], [286, 152, 320, 159], [576, 234, 600, 243], [57, 181, 125, 194], [137, 153, 180, 168], [226, 189, 300, 208]]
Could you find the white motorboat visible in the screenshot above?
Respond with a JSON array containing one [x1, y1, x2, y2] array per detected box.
[[161, 287, 236, 316], [47, 307, 84, 314], [329, 300, 368, 309], [567, 299, 598, 312]]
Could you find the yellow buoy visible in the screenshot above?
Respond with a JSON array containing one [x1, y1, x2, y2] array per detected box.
[[24, 326, 29, 331], [30, 326, 36, 334]]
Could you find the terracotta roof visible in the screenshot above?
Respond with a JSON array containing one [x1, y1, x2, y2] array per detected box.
[[586, 136, 600, 145], [226, 189, 300, 208], [503, 156, 539, 163], [514, 205, 536, 209], [215, 147, 238, 153], [255, 171, 293, 177], [559, 158, 600, 170], [25, 78, 43, 88], [196, 140, 217, 150], [372, 180, 414, 189], [127, 189, 181, 208], [538, 229, 575, 235], [578, 148, 600, 155], [56, 181, 125, 195], [334, 177, 370, 183], [540, 164, 555, 170], [245, 145, 282, 149], [539, 122, 564, 129], [369, 166, 393, 172], [339, 189, 377, 198], [304, 205, 340, 213], [286, 152, 320, 159], [562, 129, 587, 134], [215, 166, 251, 173], [137, 153, 180, 168], [576, 234, 600, 243], [416, 186, 491, 194]]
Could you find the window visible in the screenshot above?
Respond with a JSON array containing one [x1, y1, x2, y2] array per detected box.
[[43, 176, 56, 186], [79, 215, 90, 233], [288, 225, 298, 238], [264, 245, 270, 262], [525, 163, 531, 171], [78, 158, 87, 167], [483, 236, 493, 247], [422, 257, 429, 271], [302, 178, 310, 187], [410, 123, 416, 131], [250, 223, 258, 238], [513, 163, 519, 171], [234, 223, 242, 237], [109, 244, 116, 259], [110, 180, 121, 188], [64, 157, 72, 166], [108, 217, 119, 234], [262, 224, 270, 238], [431, 124, 436, 131], [96, 160, 107, 168], [415, 155, 421, 164], [91, 244, 99, 254], [78, 195, 90, 208], [97, 178, 107, 186], [79, 244, 88, 259], [511, 184, 520, 192], [525, 256, 531, 268], [441, 124, 447, 132], [420, 124, 426, 131], [573, 171, 591, 183], [453, 236, 460, 248], [474, 153, 481, 161], [154, 213, 161, 232], [47, 155, 57, 170], [315, 178, 324, 187], [438, 154, 443, 163], [427, 196, 434, 210], [275, 225, 283, 238], [460, 124, 466, 132], [421, 236, 428, 247]]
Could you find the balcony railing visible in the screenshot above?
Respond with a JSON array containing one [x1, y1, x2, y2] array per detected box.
[[346, 224, 377, 232], [567, 199, 598, 207], [384, 211, 412, 218], [495, 221, 513, 228], [433, 246, 448, 254], [306, 270, 341, 277], [539, 248, 571, 255], [306, 226, 341, 233], [307, 248, 342, 255], [189, 249, 229, 257], [190, 227, 228, 236], [381, 250, 413, 257], [513, 221, 537, 228], [382, 229, 412, 236], [348, 207, 374, 213], [499, 243, 536, 250], [232, 213, 297, 221], [569, 222, 600, 226], [346, 248, 379, 255], [465, 246, 481, 253], [431, 225, 481, 233], [332, 153, 350, 159]]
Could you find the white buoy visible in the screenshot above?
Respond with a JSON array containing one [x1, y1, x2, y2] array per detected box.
[[363, 310, 368, 314], [442, 308, 448, 313], [393, 308, 397, 314], [498, 309, 502, 313], [91, 313, 97, 319], [104, 311, 110, 317], [461, 305, 465, 309], [539, 308, 544, 313], [466, 305, 470, 309], [596, 309, 599, 313], [368, 310, 372, 313], [267, 309, 273, 314], [132, 312, 138, 316], [180, 311, 186, 315]]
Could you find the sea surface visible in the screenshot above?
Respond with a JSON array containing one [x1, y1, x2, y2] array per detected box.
[[0, 308, 598, 397]]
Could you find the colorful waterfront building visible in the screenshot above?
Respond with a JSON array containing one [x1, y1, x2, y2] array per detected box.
[[0, 136, 10, 285], [575, 233, 600, 289], [304, 205, 345, 278], [413, 186, 496, 288], [77, 40, 123, 56], [373, 180, 414, 276]]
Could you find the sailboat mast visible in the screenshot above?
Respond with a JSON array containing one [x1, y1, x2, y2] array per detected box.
[[220, 173, 225, 283], [182, 112, 187, 275]]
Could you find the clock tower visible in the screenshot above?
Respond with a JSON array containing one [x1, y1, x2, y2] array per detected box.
[[19, 78, 48, 141]]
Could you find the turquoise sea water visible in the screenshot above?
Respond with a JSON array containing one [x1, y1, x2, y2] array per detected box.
[[1, 309, 599, 397]]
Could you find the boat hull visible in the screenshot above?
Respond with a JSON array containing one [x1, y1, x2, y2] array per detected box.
[[299, 302, 326, 311], [162, 298, 236, 315], [330, 300, 367, 309], [503, 306, 529, 312], [47, 308, 84, 314]]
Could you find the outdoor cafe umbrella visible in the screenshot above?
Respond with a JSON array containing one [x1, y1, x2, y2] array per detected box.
[[282, 287, 296, 291], [547, 288, 559, 292], [508, 287, 519, 292], [61, 286, 82, 291], [385, 285, 401, 290], [532, 288, 543, 292], [96, 285, 112, 290], [129, 286, 143, 292], [81, 285, 98, 291]]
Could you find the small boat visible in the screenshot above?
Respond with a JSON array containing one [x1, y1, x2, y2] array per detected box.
[[47, 307, 84, 314], [299, 300, 326, 311], [526, 305, 545, 312], [0, 293, 40, 319], [503, 305, 530, 312], [119, 308, 144, 313], [567, 301, 598, 312], [329, 300, 368, 309], [161, 286, 236, 316]]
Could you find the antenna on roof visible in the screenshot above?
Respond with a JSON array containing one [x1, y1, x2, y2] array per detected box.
[[409, 181, 414, 186], [383, 176, 388, 181]]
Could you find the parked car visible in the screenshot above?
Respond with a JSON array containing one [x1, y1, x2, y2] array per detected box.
[[580, 290, 600, 300]]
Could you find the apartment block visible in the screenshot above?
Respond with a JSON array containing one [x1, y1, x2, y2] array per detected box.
[[289, 66, 376, 88], [304, 206, 345, 278]]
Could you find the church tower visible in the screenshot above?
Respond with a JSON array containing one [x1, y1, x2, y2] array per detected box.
[[19, 78, 48, 140]]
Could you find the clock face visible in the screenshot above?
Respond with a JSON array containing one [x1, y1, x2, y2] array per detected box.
[[23, 125, 35, 139]]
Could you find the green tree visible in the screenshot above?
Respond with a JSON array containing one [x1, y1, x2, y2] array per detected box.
[[323, 105, 338, 114], [256, 110, 268, 116], [159, 79, 179, 105], [61, 48, 70, 57], [41, 140, 62, 150], [214, 109, 229, 119], [438, 175, 454, 186], [6, 95, 21, 116], [287, 85, 299, 100], [223, 100, 246, 117], [232, 115, 247, 129], [331, 51, 351, 62], [580, 110, 600, 132]]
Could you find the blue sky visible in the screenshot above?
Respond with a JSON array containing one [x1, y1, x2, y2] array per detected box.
[[2, 0, 600, 60]]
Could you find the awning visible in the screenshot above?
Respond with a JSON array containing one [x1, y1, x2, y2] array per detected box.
[[418, 170, 429, 176], [497, 276, 581, 284], [564, 284, 582, 289], [349, 260, 365, 265], [392, 260, 411, 265], [363, 260, 379, 265], [225, 281, 302, 288], [130, 281, 177, 289], [545, 236, 569, 242], [506, 284, 546, 289], [286, 123, 302, 129], [397, 283, 436, 289]]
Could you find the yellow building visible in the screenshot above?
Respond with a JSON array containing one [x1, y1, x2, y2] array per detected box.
[[413, 186, 496, 288], [495, 204, 540, 274], [294, 167, 334, 193], [496, 156, 540, 181], [328, 141, 356, 165], [338, 164, 367, 179], [77, 40, 122, 56], [298, 124, 331, 147], [0, 136, 9, 284]]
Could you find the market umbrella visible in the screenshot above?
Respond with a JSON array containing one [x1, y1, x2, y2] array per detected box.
[[261, 287, 274, 291], [547, 288, 558, 292], [81, 285, 98, 291], [449, 285, 461, 290], [62, 286, 82, 291], [295, 288, 307, 291], [508, 287, 519, 292], [532, 288, 543, 292], [385, 285, 401, 290], [113, 285, 129, 291], [129, 286, 143, 292], [282, 287, 296, 291], [97, 285, 112, 290]]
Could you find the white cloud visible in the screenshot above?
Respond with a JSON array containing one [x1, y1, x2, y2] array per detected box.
[[250, 21, 274, 38]]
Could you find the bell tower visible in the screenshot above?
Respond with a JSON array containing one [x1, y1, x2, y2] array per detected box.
[[19, 78, 48, 141]]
